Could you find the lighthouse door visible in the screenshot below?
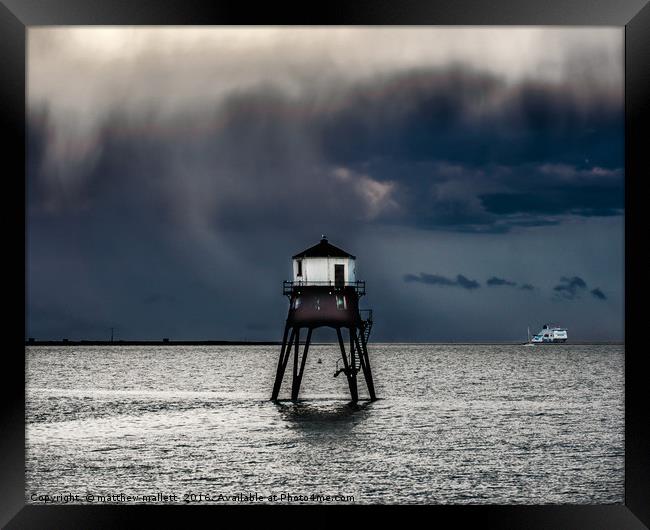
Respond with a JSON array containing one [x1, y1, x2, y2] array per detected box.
[[334, 264, 345, 288]]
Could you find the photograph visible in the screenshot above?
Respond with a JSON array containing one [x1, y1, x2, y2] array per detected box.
[[25, 26, 625, 506]]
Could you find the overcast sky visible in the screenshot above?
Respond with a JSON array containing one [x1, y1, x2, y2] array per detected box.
[[26, 27, 624, 342]]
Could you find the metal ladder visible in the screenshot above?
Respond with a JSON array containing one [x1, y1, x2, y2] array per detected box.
[[360, 309, 373, 345]]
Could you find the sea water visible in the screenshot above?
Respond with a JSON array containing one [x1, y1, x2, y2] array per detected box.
[[25, 344, 624, 504]]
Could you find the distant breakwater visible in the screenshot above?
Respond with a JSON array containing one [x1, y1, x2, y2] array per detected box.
[[25, 340, 283, 346]]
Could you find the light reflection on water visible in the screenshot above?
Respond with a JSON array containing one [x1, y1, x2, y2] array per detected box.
[[26, 344, 624, 504]]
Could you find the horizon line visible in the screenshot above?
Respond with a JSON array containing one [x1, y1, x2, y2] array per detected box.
[[25, 339, 624, 346]]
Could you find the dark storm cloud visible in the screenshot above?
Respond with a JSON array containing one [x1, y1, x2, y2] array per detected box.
[[28, 67, 623, 236], [480, 184, 623, 218], [312, 68, 623, 232], [553, 276, 588, 300], [487, 277, 517, 287], [591, 288, 607, 300], [404, 273, 480, 290], [320, 70, 622, 170], [552, 276, 607, 301], [28, 103, 395, 240], [455, 275, 481, 290]]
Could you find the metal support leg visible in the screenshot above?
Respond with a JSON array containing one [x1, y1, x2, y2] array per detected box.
[[271, 325, 295, 400], [337, 327, 358, 402], [349, 330, 356, 374], [353, 326, 377, 401], [291, 327, 312, 401], [290, 328, 301, 401]]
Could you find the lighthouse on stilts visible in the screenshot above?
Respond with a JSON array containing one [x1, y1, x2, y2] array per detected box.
[[271, 236, 377, 402]]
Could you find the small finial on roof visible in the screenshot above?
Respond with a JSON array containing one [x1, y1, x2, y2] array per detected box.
[[321, 234, 327, 242]]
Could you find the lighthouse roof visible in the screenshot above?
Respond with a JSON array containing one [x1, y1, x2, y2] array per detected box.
[[292, 237, 356, 259]]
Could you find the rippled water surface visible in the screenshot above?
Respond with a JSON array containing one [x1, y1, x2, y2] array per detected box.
[[26, 344, 624, 504]]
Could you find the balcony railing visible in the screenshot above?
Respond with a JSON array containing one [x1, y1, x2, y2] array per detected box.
[[283, 280, 366, 296]]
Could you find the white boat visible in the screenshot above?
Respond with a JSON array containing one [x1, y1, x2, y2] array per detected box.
[[528, 324, 568, 344]]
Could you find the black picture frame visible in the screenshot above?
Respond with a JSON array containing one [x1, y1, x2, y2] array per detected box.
[[2, 1, 648, 527]]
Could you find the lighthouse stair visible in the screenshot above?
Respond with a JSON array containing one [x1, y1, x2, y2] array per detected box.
[[360, 309, 373, 345]]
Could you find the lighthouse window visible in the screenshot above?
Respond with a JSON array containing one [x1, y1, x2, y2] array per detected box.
[[297, 260, 303, 277], [336, 295, 347, 310]]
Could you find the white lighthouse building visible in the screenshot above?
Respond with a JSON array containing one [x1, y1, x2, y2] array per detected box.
[[291, 235, 356, 287]]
